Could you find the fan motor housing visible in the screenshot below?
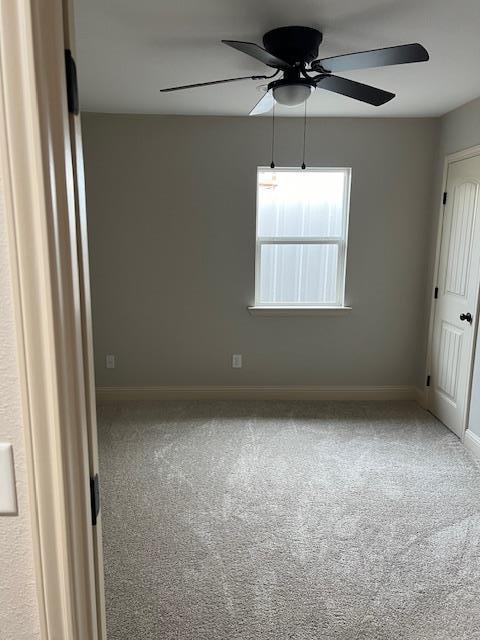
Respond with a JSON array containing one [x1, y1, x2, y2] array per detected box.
[[263, 26, 323, 64]]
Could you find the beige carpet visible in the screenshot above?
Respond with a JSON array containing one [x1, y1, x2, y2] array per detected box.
[[97, 401, 480, 639]]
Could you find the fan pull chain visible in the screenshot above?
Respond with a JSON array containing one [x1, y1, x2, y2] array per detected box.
[[270, 102, 276, 169], [301, 100, 307, 170]]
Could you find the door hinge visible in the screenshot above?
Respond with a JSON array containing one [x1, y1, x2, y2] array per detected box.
[[65, 49, 79, 115], [90, 473, 100, 526], [443, 191, 448, 205], [434, 286, 439, 299], [426, 375, 431, 387]]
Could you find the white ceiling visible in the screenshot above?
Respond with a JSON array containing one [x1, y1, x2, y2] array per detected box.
[[73, 0, 480, 117]]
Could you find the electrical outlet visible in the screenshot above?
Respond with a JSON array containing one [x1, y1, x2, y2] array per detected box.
[[106, 354, 115, 369], [232, 354, 242, 369]]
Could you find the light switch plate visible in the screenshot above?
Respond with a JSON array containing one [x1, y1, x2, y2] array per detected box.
[[0, 443, 17, 516]]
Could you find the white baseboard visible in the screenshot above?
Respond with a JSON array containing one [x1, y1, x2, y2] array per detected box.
[[464, 429, 480, 461], [95, 385, 418, 404]]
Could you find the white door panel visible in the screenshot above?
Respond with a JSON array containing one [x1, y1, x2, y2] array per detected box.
[[430, 156, 480, 436]]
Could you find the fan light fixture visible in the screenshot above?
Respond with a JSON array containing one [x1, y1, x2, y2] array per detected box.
[[273, 82, 313, 107], [160, 27, 430, 116]]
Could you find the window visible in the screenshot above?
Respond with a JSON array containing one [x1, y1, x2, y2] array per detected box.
[[253, 167, 351, 311]]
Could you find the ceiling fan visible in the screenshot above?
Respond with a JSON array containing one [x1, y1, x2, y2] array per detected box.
[[160, 26, 429, 114]]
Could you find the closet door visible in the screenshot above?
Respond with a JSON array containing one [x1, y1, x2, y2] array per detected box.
[[430, 154, 480, 437]]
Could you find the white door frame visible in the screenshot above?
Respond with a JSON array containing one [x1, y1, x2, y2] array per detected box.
[[0, 0, 105, 637], [425, 144, 480, 440]]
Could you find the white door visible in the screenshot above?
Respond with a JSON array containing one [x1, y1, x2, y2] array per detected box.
[[430, 155, 480, 437]]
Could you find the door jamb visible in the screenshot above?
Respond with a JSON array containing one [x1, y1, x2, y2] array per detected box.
[[0, 0, 104, 637], [424, 144, 480, 440]]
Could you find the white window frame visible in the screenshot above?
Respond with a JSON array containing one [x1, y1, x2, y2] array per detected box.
[[252, 167, 352, 314]]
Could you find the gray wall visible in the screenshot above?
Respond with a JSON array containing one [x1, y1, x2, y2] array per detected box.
[[434, 97, 480, 436], [0, 176, 41, 638], [438, 97, 480, 160], [83, 113, 439, 388]]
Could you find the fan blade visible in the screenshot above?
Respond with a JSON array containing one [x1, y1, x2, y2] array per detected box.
[[314, 75, 395, 106], [249, 90, 275, 116], [312, 43, 429, 73], [222, 40, 292, 69], [160, 74, 266, 93]]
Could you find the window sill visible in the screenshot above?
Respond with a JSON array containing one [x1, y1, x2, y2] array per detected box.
[[247, 306, 352, 317]]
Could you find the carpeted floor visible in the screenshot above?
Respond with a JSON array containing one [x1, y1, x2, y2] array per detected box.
[[97, 401, 480, 640]]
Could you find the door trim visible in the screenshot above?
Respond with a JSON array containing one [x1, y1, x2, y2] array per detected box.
[[0, 0, 104, 637], [464, 428, 480, 461], [425, 144, 480, 439]]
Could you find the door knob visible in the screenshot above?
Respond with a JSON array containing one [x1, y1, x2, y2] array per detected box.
[[460, 312, 473, 323]]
